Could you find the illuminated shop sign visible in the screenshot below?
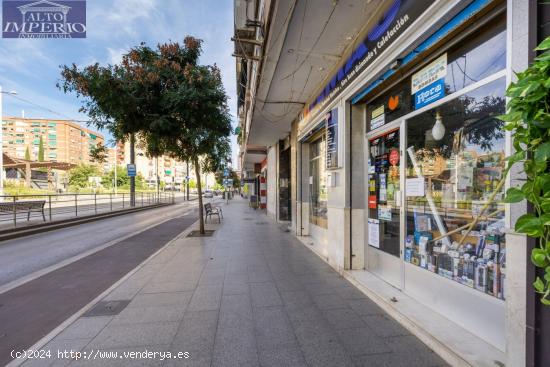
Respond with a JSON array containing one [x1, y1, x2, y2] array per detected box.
[[302, 0, 433, 121]]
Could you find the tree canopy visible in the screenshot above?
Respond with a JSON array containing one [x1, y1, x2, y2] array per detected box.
[[59, 36, 232, 233]]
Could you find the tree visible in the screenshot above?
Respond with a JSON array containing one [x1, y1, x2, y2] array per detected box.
[[68, 164, 101, 188], [136, 38, 232, 233], [90, 143, 108, 164], [59, 37, 232, 234], [24, 146, 30, 160], [38, 136, 44, 162]]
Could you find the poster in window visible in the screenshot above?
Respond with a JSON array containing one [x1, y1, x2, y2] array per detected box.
[[326, 108, 339, 169]]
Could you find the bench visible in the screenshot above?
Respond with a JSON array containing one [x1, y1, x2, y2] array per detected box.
[[204, 203, 223, 223], [0, 200, 46, 221]]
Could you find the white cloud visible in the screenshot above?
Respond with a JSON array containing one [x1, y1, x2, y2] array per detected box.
[[106, 47, 128, 65]]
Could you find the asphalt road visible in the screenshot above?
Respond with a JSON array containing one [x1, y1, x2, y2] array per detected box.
[[0, 197, 199, 288]]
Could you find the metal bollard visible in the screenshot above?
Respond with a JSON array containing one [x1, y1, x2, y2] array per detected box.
[[49, 195, 52, 221]]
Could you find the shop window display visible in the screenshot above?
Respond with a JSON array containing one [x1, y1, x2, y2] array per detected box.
[[405, 78, 506, 299], [309, 135, 328, 228], [368, 130, 401, 257]]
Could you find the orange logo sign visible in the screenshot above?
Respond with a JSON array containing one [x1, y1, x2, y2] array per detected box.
[[388, 95, 400, 111]]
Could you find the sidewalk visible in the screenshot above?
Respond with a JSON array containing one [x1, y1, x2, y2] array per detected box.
[[18, 198, 448, 367]]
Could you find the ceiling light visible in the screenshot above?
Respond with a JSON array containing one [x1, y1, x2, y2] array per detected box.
[[431, 111, 445, 141]]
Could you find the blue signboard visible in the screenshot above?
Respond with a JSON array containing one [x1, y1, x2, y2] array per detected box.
[[326, 108, 338, 169], [414, 78, 445, 110], [127, 164, 136, 177]]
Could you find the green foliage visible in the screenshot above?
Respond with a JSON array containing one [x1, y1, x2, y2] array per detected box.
[[24, 146, 30, 161], [90, 143, 108, 164], [501, 35, 550, 305], [59, 37, 232, 234], [68, 164, 101, 188], [188, 179, 197, 189], [102, 165, 146, 190], [38, 136, 44, 162]]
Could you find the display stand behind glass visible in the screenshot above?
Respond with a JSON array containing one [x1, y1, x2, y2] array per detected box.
[[368, 129, 401, 257]]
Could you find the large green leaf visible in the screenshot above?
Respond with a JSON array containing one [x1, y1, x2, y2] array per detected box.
[[516, 214, 544, 237], [532, 248, 549, 267], [542, 199, 550, 213], [535, 142, 550, 161], [534, 276, 546, 292], [535, 36, 550, 51], [505, 187, 525, 203]]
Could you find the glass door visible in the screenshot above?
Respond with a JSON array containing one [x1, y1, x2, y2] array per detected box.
[[366, 126, 403, 289]]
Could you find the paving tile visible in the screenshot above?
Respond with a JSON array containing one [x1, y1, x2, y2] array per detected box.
[[385, 335, 447, 365], [280, 290, 313, 309], [222, 281, 249, 295], [219, 294, 254, 329], [110, 305, 186, 325], [172, 311, 218, 360], [322, 307, 366, 330], [187, 286, 223, 312], [335, 327, 392, 356], [352, 352, 447, 367], [249, 282, 282, 308], [300, 338, 355, 367], [212, 327, 259, 367], [347, 298, 385, 316], [140, 280, 197, 294], [312, 293, 346, 310], [361, 314, 410, 338], [87, 322, 179, 349], [56, 316, 112, 340], [253, 306, 298, 350], [257, 347, 307, 367], [336, 286, 369, 300], [129, 292, 193, 308]]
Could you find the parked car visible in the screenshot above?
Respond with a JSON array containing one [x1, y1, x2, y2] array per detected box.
[[203, 190, 213, 198]]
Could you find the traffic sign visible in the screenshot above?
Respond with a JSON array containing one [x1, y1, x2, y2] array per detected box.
[[127, 164, 137, 177]]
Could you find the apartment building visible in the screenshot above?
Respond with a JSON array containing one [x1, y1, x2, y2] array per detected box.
[[1, 117, 104, 165]]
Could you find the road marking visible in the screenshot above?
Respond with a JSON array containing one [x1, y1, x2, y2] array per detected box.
[[6, 215, 200, 367], [0, 203, 197, 295]]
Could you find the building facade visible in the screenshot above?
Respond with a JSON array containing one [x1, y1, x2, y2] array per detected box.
[[1, 117, 104, 165], [235, 0, 543, 366]]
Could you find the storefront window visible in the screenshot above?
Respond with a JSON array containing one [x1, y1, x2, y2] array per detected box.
[[368, 130, 400, 257], [444, 16, 506, 94], [404, 77, 507, 300], [309, 135, 328, 228]]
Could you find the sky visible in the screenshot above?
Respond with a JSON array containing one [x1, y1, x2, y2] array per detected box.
[[0, 0, 238, 163]]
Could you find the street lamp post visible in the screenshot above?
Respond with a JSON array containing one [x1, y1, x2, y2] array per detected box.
[[0, 86, 18, 198]]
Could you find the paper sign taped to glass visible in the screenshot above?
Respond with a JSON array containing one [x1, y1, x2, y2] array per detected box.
[[368, 219, 380, 248]]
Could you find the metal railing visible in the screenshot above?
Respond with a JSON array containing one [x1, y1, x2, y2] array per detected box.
[[0, 192, 175, 229]]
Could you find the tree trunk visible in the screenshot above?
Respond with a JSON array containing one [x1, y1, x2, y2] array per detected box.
[[194, 158, 205, 234]]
